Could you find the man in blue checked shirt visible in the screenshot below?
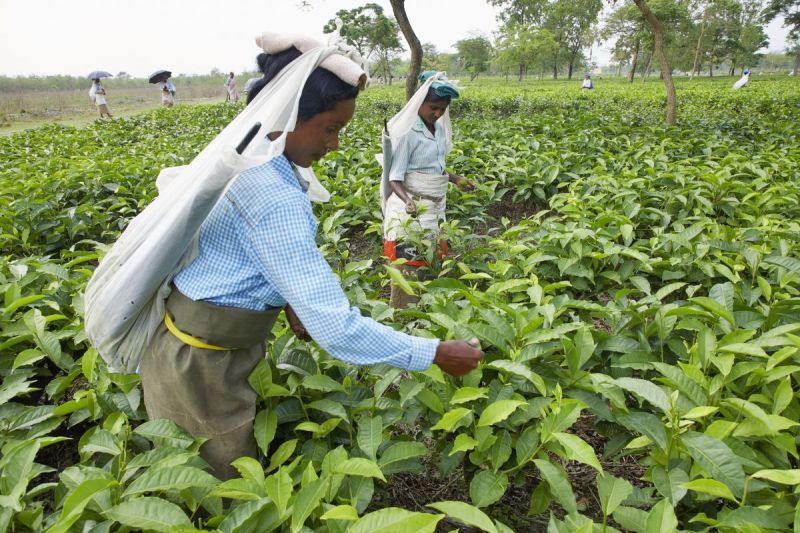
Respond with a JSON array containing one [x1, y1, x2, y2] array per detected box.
[[138, 43, 483, 480]]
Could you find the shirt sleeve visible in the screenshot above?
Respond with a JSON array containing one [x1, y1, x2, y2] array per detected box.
[[388, 131, 412, 182], [244, 199, 437, 371]]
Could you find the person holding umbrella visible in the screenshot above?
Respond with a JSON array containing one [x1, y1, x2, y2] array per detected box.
[[149, 70, 176, 106], [87, 71, 113, 118]]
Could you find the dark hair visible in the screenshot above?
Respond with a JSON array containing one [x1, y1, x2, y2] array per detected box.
[[423, 86, 451, 104], [246, 47, 360, 120]]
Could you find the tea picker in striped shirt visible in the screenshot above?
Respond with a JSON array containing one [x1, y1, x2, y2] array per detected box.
[[382, 71, 475, 307], [138, 36, 483, 480]]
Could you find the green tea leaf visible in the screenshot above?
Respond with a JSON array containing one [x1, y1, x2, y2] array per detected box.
[[428, 500, 499, 533], [104, 497, 192, 532], [350, 507, 442, 533], [469, 469, 508, 508]]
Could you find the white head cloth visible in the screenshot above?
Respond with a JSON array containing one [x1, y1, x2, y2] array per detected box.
[[256, 19, 370, 89]]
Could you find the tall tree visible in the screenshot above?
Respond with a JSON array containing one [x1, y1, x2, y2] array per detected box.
[[762, 0, 800, 72], [544, 0, 604, 78], [421, 43, 441, 71], [632, 0, 677, 124], [455, 35, 495, 80], [489, 0, 547, 25], [324, 4, 404, 82], [388, 0, 423, 101], [496, 25, 559, 79], [602, 4, 647, 81], [790, 36, 800, 74], [701, 0, 745, 75]]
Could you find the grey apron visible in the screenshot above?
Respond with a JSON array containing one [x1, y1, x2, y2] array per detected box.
[[140, 287, 279, 480]]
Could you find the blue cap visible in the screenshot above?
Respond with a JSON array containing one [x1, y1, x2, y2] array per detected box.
[[418, 70, 437, 83], [419, 71, 460, 99]]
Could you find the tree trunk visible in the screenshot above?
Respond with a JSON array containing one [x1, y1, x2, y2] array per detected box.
[[628, 39, 640, 83], [616, 61, 623, 77], [641, 53, 653, 82], [793, 51, 800, 76], [389, 0, 422, 102], [690, 7, 708, 80], [518, 63, 525, 82], [568, 51, 577, 79], [384, 55, 393, 84], [633, 0, 677, 125], [553, 60, 559, 79], [709, 63, 713, 77]]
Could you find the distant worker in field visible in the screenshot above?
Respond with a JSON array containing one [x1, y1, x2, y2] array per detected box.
[[581, 73, 594, 90], [159, 78, 177, 106], [733, 68, 751, 89], [130, 36, 483, 480], [379, 71, 474, 308], [89, 79, 113, 118], [224, 72, 240, 102]]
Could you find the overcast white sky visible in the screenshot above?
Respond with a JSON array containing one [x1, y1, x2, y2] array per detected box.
[[0, 0, 791, 78]]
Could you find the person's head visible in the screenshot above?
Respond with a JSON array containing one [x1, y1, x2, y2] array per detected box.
[[247, 47, 361, 167], [584, 74, 591, 79], [229, 72, 234, 77], [92, 78, 100, 83], [419, 88, 450, 126], [417, 71, 459, 127]]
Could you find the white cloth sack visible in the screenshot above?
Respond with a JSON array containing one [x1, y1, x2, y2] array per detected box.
[[85, 46, 339, 372], [88, 84, 97, 104], [376, 72, 454, 213], [733, 73, 750, 89]]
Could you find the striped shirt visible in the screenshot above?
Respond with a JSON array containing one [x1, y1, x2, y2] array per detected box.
[[174, 155, 437, 371], [389, 117, 448, 181]]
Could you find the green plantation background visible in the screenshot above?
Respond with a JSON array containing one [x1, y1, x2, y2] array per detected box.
[[1, 76, 800, 532]]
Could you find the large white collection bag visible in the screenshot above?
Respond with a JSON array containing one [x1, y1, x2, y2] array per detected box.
[[376, 72, 454, 214], [85, 46, 337, 373]]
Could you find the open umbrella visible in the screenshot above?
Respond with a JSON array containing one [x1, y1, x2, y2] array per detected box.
[[87, 70, 112, 79], [148, 70, 172, 84]]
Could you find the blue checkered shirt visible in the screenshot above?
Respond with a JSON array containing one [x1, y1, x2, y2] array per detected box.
[[174, 155, 437, 371], [389, 117, 448, 181]]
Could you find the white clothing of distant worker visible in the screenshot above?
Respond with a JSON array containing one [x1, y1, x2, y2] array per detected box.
[[225, 73, 240, 102], [89, 79, 112, 118], [581, 74, 593, 89], [733, 69, 750, 89]]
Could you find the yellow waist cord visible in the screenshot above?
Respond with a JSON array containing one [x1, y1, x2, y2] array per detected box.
[[164, 312, 229, 351]]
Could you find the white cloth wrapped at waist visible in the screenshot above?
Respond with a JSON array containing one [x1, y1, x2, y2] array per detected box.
[[404, 171, 449, 202], [383, 171, 448, 241]]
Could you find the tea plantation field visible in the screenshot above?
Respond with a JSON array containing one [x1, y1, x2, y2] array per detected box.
[[1, 77, 799, 532]]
